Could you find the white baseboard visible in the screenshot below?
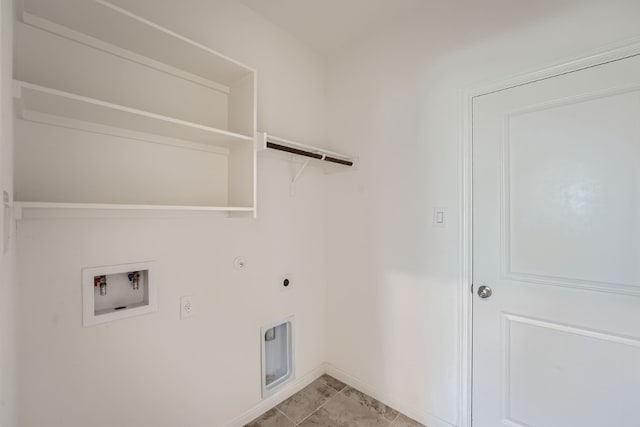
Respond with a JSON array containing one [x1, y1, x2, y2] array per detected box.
[[325, 364, 456, 427], [222, 363, 327, 427]]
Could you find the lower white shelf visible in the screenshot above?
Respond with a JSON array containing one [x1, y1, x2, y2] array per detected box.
[[14, 201, 255, 219]]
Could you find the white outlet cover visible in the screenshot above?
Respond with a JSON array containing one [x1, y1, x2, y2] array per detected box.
[[180, 295, 195, 319]]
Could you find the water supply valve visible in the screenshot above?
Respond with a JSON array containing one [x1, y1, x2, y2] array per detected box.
[[128, 271, 141, 290], [94, 275, 107, 296]]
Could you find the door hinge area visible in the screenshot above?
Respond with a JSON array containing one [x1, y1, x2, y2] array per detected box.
[[471, 283, 474, 294]]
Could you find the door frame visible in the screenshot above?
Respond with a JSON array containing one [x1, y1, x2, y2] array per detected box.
[[458, 36, 640, 427]]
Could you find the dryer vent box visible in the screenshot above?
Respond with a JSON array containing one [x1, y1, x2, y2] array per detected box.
[[82, 261, 157, 326], [261, 317, 294, 398]]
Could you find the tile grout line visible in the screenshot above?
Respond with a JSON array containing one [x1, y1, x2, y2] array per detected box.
[[275, 407, 297, 426], [339, 385, 397, 426], [388, 412, 399, 426], [294, 384, 347, 426]]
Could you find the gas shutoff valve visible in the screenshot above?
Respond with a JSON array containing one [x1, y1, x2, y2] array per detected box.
[[94, 275, 107, 296], [128, 271, 141, 290]]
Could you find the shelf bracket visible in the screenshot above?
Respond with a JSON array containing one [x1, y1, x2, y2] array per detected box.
[[290, 157, 311, 196], [13, 205, 23, 221], [292, 158, 311, 184]]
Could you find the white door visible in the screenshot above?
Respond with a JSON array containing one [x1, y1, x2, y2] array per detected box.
[[472, 54, 640, 427]]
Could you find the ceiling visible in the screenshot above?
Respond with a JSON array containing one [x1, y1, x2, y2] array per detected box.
[[239, 0, 423, 53], [239, 0, 591, 55]]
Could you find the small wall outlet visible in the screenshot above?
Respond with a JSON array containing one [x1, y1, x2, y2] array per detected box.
[[180, 296, 195, 319]]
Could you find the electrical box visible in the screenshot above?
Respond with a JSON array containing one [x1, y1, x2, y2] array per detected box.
[[82, 261, 157, 326], [261, 317, 294, 398]]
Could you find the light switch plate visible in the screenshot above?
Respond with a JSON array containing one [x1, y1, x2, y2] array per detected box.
[[433, 207, 448, 228]]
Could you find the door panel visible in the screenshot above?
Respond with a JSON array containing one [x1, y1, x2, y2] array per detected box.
[[508, 91, 640, 287], [505, 313, 640, 427], [473, 54, 640, 427]]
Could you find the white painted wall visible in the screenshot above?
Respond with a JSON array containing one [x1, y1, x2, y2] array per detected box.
[[0, 0, 16, 425], [15, 1, 640, 426], [324, 1, 640, 426], [15, 1, 327, 426]]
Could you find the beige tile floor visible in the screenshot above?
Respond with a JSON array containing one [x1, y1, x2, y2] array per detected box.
[[246, 375, 426, 427]]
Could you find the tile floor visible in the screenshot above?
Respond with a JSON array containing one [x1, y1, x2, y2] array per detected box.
[[246, 375, 426, 427]]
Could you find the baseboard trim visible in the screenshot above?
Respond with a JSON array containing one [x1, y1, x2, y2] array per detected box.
[[222, 364, 327, 427], [324, 364, 456, 427]]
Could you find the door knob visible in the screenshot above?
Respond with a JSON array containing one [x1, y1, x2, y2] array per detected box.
[[477, 285, 492, 299]]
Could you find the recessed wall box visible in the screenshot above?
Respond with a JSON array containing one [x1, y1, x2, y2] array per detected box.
[[261, 317, 294, 398], [82, 261, 157, 326]]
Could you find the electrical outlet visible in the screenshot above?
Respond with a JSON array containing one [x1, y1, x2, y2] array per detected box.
[[180, 296, 195, 319]]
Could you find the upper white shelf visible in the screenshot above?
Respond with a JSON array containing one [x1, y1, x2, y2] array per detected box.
[[19, 0, 254, 91], [14, 81, 254, 148]]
